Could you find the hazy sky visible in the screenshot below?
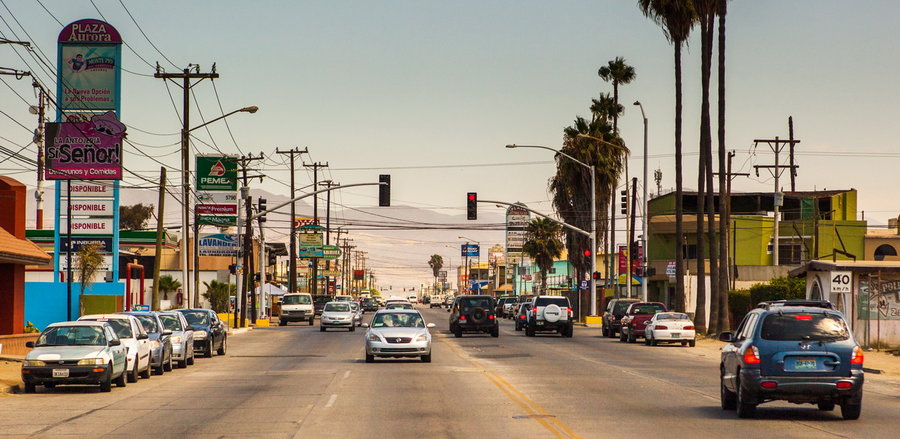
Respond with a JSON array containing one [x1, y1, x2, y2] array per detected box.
[[2, 1, 899, 288]]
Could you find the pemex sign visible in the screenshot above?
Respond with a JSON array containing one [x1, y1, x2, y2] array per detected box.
[[196, 155, 237, 191]]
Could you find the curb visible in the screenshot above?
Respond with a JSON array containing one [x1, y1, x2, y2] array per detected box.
[[228, 327, 253, 336]]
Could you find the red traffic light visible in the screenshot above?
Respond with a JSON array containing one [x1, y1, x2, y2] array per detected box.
[[583, 250, 592, 257], [468, 193, 476, 201]]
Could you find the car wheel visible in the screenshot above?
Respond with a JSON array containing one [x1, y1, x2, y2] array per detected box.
[[320, 326, 326, 332], [23, 382, 36, 393], [840, 401, 861, 420], [515, 323, 522, 331], [627, 331, 636, 343], [566, 325, 574, 338], [720, 369, 736, 410], [187, 352, 195, 366], [279, 320, 287, 326], [650, 335, 658, 346], [100, 367, 112, 392], [217, 337, 227, 355], [308, 317, 314, 325], [602, 326, 609, 337], [153, 362, 164, 376], [365, 354, 374, 363], [526, 324, 535, 337], [164, 351, 173, 372], [127, 363, 138, 383], [421, 354, 432, 363], [608, 328, 617, 339], [204, 340, 214, 358], [736, 376, 757, 418], [114, 369, 127, 388], [817, 402, 835, 411], [491, 326, 499, 338], [454, 326, 462, 338], [619, 330, 627, 342], [689, 340, 696, 347], [681, 341, 688, 346], [350, 325, 355, 332], [140, 361, 152, 379]]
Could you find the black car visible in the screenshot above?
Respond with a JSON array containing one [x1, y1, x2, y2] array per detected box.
[[449, 295, 499, 338], [177, 309, 227, 358], [361, 297, 379, 312], [514, 303, 532, 331], [602, 298, 639, 338], [313, 295, 331, 316], [719, 301, 863, 419]]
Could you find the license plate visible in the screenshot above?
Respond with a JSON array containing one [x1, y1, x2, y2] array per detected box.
[[537, 321, 544, 325], [795, 359, 817, 370], [671, 332, 680, 338], [52, 368, 69, 378]]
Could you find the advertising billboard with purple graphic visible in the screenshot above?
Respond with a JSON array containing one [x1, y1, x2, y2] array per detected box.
[[45, 112, 125, 180], [57, 19, 122, 111]]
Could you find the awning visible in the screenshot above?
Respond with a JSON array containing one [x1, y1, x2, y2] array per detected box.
[[494, 284, 514, 292], [0, 227, 51, 265], [254, 283, 290, 297]]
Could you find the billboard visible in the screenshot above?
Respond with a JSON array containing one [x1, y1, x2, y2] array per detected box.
[[45, 112, 125, 180], [461, 244, 480, 257], [198, 233, 239, 257], [506, 203, 530, 264], [57, 19, 122, 111], [196, 155, 238, 191]]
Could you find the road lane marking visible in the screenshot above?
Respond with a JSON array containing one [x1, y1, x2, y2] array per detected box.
[[343, 370, 351, 379], [324, 394, 338, 408]]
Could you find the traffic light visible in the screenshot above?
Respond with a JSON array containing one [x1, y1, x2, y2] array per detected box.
[[592, 271, 602, 280], [620, 190, 627, 215], [467, 192, 477, 220], [583, 249, 592, 258], [257, 198, 267, 222], [228, 264, 236, 275], [379, 174, 391, 207]]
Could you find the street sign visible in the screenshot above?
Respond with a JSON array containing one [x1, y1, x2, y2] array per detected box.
[[321, 246, 342, 260], [580, 280, 589, 290], [196, 155, 238, 191], [61, 199, 115, 216], [196, 204, 238, 215], [197, 215, 237, 227], [830, 271, 852, 293]]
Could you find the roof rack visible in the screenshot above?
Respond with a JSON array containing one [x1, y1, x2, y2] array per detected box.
[[755, 300, 835, 310]]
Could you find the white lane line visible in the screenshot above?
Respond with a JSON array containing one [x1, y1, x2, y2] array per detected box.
[[324, 394, 338, 408], [343, 370, 351, 379]]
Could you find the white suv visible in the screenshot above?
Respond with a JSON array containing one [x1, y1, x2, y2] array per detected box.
[[280, 293, 315, 326], [526, 296, 574, 338]]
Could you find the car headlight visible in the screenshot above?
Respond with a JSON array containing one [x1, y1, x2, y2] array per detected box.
[[171, 335, 183, 343], [150, 340, 161, 349], [194, 330, 208, 339], [415, 334, 428, 342], [367, 333, 382, 342], [24, 360, 46, 367], [77, 358, 105, 366]]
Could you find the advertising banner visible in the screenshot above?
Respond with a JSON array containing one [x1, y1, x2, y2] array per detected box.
[[196, 155, 238, 191], [353, 270, 365, 280], [59, 254, 114, 271], [322, 246, 342, 260], [198, 233, 239, 257], [57, 19, 122, 111], [196, 204, 238, 215], [45, 113, 125, 180], [62, 180, 114, 197], [61, 218, 114, 235], [299, 233, 324, 247], [196, 191, 238, 204], [197, 215, 237, 227], [460, 244, 480, 257], [299, 246, 324, 258], [506, 203, 530, 264], [61, 199, 115, 216], [60, 236, 113, 252], [323, 270, 341, 277]]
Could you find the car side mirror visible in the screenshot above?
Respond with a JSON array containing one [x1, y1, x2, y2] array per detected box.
[[426, 323, 436, 328], [162, 330, 173, 336], [109, 339, 121, 346], [138, 333, 149, 340], [25, 341, 34, 348], [360, 323, 369, 328], [718, 331, 733, 342]]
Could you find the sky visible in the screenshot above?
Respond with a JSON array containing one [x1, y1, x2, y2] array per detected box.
[[1, 1, 899, 289]]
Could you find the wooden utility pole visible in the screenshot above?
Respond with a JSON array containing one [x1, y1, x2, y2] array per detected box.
[[303, 161, 328, 295], [236, 154, 264, 326], [789, 116, 797, 192], [152, 167, 167, 310], [276, 147, 308, 293], [753, 135, 800, 266]]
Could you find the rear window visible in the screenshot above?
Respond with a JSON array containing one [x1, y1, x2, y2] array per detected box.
[[761, 313, 850, 341], [629, 304, 666, 314], [283, 295, 312, 305], [613, 301, 636, 314], [657, 313, 690, 320], [325, 303, 350, 312], [459, 297, 493, 309], [535, 297, 570, 307]]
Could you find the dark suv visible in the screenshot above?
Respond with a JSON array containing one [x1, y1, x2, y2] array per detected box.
[[719, 301, 863, 419], [449, 295, 499, 338], [313, 295, 331, 316], [602, 298, 639, 338]]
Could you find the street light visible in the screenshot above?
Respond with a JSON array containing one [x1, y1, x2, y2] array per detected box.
[[180, 105, 258, 307], [634, 101, 648, 301], [506, 143, 599, 315], [458, 235, 480, 293]]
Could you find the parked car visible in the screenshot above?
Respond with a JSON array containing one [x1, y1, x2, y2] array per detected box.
[[361, 297, 380, 312], [602, 298, 639, 338], [429, 295, 443, 308], [155, 311, 195, 368], [526, 296, 574, 337], [449, 295, 499, 338], [120, 311, 174, 375], [644, 312, 696, 347], [320, 302, 356, 332], [313, 295, 331, 316], [177, 309, 227, 357], [719, 301, 863, 419], [79, 314, 152, 382], [514, 302, 533, 331], [363, 309, 436, 363], [619, 302, 667, 343], [22, 321, 128, 393], [280, 293, 315, 326]]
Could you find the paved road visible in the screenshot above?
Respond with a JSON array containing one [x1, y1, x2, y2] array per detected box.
[[1, 305, 897, 438]]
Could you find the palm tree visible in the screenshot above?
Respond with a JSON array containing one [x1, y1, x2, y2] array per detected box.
[[716, 0, 730, 333], [157, 274, 182, 302], [590, 92, 622, 124], [202, 280, 235, 313], [522, 218, 565, 294], [637, 0, 696, 312], [428, 254, 444, 292], [597, 57, 637, 133]]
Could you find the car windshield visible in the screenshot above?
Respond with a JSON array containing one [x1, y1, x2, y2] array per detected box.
[[37, 326, 106, 346], [159, 314, 183, 331], [535, 297, 569, 307], [761, 313, 850, 341], [83, 318, 133, 339], [314, 296, 331, 305], [134, 315, 159, 333], [283, 295, 312, 305], [182, 311, 210, 326], [372, 313, 424, 328], [519, 304, 532, 313], [325, 303, 350, 312], [613, 301, 636, 314], [630, 304, 665, 314], [657, 313, 690, 320], [460, 297, 493, 309], [386, 303, 413, 310]]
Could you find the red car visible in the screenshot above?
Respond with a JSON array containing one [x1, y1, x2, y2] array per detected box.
[[619, 302, 667, 343]]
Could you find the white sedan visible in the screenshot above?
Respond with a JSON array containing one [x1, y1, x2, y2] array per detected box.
[[363, 310, 435, 363], [644, 312, 696, 347]]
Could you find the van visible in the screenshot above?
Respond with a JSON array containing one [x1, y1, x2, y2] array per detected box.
[[280, 293, 314, 326]]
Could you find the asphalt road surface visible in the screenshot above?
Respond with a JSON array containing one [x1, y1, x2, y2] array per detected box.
[[2, 305, 898, 438]]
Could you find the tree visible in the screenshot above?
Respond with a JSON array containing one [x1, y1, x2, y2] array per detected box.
[[157, 274, 182, 302], [522, 218, 564, 294], [597, 57, 636, 133], [638, 0, 697, 313], [202, 280, 235, 313], [76, 243, 104, 315], [716, 0, 731, 333], [590, 92, 622, 124], [120, 203, 155, 230], [428, 254, 444, 292]]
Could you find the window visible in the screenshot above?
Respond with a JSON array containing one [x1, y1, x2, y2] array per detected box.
[[182, 311, 210, 326], [372, 313, 424, 328], [874, 244, 898, 261], [37, 326, 106, 346], [283, 295, 312, 305], [761, 313, 849, 341], [83, 318, 133, 339], [135, 315, 158, 333], [735, 314, 758, 341], [535, 297, 570, 307], [629, 303, 666, 314], [159, 314, 183, 331], [657, 313, 690, 320], [324, 303, 350, 312]]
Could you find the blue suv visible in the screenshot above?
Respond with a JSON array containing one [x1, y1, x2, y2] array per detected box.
[[719, 300, 864, 420]]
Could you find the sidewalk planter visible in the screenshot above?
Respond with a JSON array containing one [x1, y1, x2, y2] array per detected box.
[[0, 334, 39, 356]]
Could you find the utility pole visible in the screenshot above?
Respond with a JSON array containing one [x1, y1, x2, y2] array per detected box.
[[32, 81, 46, 229], [789, 117, 797, 192], [151, 167, 167, 310], [276, 147, 308, 293], [303, 161, 328, 296], [154, 65, 219, 307], [713, 153, 749, 295], [628, 177, 638, 298], [236, 154, 264, 326], [753, 135, 800, 266]]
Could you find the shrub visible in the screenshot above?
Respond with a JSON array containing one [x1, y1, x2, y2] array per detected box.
[[749, 276, 805, 306], [728, 290, 752, 325]]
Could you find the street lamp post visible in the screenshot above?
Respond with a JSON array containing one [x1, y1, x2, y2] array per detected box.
[[634, 101, 649, 302], [506, 144, 597, 315], [180, 105, 257, 307]]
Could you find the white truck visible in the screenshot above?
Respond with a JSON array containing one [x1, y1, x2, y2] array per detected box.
[[279, 293, 315, 326]]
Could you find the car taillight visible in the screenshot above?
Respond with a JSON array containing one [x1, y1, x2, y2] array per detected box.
[[459, 316, 466, 322], [743, 345, 761, 364], [532, 307, 537, 316], [488, 314, 495, 320], [684, 325, 695, 330], [760, 381, 777, 389], [519, 315, 525, 319], [850, 346, 864, 365], [655, 325, 668, 330], [795, 314, 813, 320], [836, 381, 852, 389], [567, 307, 573, 317]]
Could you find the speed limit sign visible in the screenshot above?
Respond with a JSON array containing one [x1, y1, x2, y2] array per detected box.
[[830, 271, 852, 293]]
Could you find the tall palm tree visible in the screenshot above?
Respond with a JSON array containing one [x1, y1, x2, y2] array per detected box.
[[590, 92, 622, 124], [157, 274, 182, 302], [597, 57, 636, 133], [428, 254, 444, 292], [637, 0, 696, 312], [716, 0, 730, 333], [522, 218, 565, 294]]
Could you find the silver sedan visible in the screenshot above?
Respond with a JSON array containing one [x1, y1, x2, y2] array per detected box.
[[320, 302, 356, 332], [363, 310, 435, 363]]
